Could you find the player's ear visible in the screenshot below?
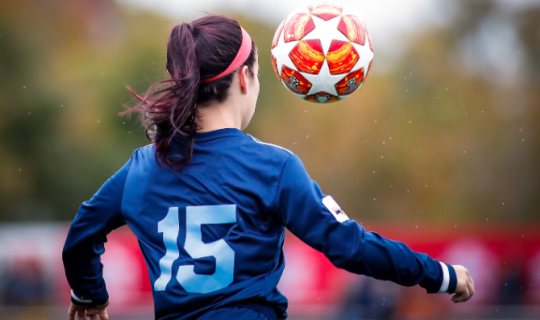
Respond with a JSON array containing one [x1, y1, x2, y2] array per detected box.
[[238, 65, 249, 95]]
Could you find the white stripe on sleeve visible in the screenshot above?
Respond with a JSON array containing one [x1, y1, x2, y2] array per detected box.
[[437, 262, 450, 293], [71, 290, 93, 304]]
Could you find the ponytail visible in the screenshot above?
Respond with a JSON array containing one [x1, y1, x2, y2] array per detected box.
[[122, 16, 257, 171], [122, 23, 200, 170]]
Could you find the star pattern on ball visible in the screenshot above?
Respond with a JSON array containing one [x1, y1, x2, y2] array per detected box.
[[270, 5, 374, 104], [301, 59, 343, 96], [350, 35, 374, 76], [301, 14, 350, 55], [299, 15, 353, 96], [270, 26, 300, 77]]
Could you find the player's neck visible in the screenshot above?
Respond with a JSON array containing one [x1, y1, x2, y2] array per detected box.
[[195, 99, 243, 133]]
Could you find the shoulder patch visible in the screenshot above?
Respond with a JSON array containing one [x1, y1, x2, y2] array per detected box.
[[322, 196, 350, 223], [248, 135, 293, 154]]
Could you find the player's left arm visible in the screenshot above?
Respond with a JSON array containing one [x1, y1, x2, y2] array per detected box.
[[275, 154, 470, 299], [62, 154, 134, 313]]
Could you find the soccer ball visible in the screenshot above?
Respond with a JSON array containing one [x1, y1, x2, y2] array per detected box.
[[271, 3, 374, 104]]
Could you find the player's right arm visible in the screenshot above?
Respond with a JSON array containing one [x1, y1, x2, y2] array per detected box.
[[275, 154, 474, 301], [62, 149, 140, 319]]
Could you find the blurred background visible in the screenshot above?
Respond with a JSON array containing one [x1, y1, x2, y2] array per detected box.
[[0, 0, 539, 319]]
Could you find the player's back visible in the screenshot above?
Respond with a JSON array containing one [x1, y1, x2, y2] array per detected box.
[[64, 127, 459, 320], [121, 128, 291, 319]]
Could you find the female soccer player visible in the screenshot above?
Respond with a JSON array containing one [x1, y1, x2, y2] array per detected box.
[[62, 15, 474, 320]]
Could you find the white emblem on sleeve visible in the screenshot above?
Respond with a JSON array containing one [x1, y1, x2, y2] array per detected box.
[[322, 196, 350, 223]]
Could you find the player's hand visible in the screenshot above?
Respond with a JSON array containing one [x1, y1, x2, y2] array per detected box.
[[451, 265, 474, 303], [67, 301, 109, 320]]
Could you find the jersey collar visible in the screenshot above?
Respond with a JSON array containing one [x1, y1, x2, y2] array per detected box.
[[172, 128, 245, 143]]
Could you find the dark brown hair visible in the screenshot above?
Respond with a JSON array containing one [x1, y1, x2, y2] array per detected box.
[[122, 15, 257, 170]]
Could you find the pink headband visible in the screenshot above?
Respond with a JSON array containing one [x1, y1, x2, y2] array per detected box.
[[201, 27, 252, 83]]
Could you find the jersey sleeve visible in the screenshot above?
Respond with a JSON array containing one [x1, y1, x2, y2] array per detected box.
[[275, 154, 457, 294], [62, 152, 135, 306]]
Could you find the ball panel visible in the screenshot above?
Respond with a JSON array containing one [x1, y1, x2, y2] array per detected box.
[[281, 65, 313, 95], [305, 91, 339, 103], [366, 60, 373, 79], [272, 20, 285, 49], [271, 54, 280, 79], [284, 13, 315, 43], [326, 41, 359, 75], [366, 26, 374, 52], [308, 4, 343, 21], [289, 40, 325, 74], [335, 68, 364, 96], [337, 15, 366, 45]]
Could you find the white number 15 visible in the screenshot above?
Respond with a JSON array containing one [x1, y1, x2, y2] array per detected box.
[[153, 205, 236, 294]]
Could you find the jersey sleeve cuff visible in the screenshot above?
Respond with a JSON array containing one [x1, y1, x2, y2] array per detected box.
[[71, 290, 109, 306], [446, 263, 457, 294], [436, 262, 457, 294]]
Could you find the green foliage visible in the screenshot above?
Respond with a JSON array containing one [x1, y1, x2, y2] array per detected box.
[[0, 1, 538, 222]]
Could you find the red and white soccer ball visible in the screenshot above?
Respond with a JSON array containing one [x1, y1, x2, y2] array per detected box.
[[271, 3, 374, 103]]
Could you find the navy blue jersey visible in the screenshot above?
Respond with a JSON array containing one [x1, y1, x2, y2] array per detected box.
[[63, 128, 457, 320]]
